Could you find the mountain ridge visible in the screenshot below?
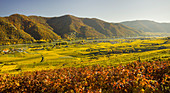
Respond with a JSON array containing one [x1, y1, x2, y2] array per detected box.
[[121, 20, 170, 33], [0, 14, 143, 43]]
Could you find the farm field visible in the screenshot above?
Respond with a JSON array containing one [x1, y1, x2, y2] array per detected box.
[[0, 37, 169, 74]]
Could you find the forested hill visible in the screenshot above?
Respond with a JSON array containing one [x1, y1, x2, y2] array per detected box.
[[121, 20, 170, 33], [0, 14, 143, 43], [0, 14, 60, 42]]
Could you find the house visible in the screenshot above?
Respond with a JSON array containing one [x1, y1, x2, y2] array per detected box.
[[2, 49, 9, 54]]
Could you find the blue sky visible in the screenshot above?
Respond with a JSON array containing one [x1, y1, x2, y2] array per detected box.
[[0, 0, 170, 23]]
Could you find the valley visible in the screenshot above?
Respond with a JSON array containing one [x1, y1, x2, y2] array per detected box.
[[0, 37, 169, 74]]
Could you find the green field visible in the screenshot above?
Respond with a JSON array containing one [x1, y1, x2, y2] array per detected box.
[[0, 37, 170, 74]]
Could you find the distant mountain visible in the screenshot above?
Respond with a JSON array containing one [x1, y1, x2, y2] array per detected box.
[[0, 14, 143, 42], [81, 18, 142, 37], [121, 20, 170, 33]]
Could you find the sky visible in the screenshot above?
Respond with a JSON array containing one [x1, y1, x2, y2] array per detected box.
[[0, 0, 170, 23]]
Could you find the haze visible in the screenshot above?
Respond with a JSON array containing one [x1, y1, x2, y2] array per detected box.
[[0, 0, 170, 23]]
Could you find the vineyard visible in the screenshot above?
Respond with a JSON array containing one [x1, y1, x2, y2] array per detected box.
[[0, 37, 170, 92], [0, 60, 169, 92]]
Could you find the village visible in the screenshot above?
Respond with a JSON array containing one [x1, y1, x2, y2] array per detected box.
[[0, 48, 26, 54], [0, 40, 127, 55]]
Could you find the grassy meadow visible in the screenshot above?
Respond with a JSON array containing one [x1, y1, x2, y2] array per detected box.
[[0, 37, 169, 74]]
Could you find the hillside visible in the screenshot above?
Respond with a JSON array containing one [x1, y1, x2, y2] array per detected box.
[[82, 18, 142, 37], [121, 20, 170, 33], [45, 15, 105, 38], [0, 17, 34, 41], [8, 14, 60, 40], [0, 14, 143, 43], [41, 15, 143, 38], [0, 14, 60, 42]]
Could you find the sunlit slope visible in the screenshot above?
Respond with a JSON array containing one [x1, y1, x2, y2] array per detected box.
[[0, 17, 34, 41], [0, 14, 60, 41]]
